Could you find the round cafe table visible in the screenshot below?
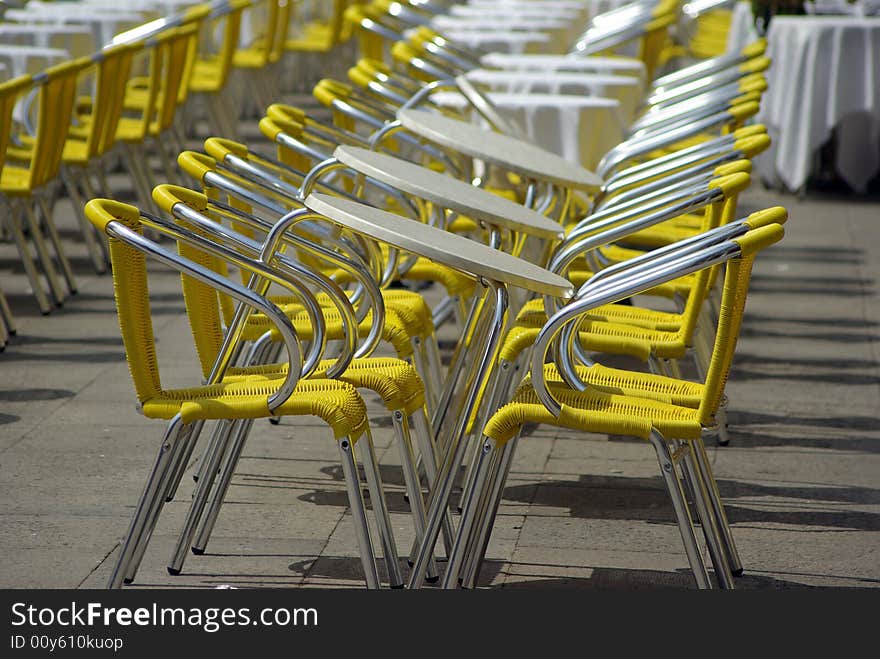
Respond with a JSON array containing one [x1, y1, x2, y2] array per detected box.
[[333, 145, 564, 241], [397, 108, 604, 192]]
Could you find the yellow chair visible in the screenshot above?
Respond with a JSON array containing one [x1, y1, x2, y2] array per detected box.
[[115, 25, 199, 213], [150, 183, 441, 581], [0, 75, 34, 337], [60, 41, 141, 274], [454, 222, 786, 589], [1, 59, 88, 314], [173, 149, 447, 411], [283, 0, 358, 90], [84, 197, 396, 590], [187, 0, 249, 137], [232, 0, 292, 114]]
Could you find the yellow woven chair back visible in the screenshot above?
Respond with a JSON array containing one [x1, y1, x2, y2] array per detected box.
[[235, 0, 287, 68], [638, 13, 678, 82], [153, 185, 231, 379], [0, 75, 33, 172], [652, 171, 750, 344], [21, 58, 87, 191], [84, 199, 165, 403], [156, 25, 200, 134], [270, 0, 294, 63], [189, 0, 248, 93], [75, 43, 140, 160], [698, 220, 785, 424]]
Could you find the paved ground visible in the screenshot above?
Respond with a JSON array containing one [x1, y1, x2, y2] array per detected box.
[[0, 109, 878, 589]]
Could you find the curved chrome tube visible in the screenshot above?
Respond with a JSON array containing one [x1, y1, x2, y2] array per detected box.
[[105, 220, 303, 414], [532, 241, 741, 417]]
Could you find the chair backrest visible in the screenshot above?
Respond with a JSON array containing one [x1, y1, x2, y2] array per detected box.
[[25, 58, 89, 190], [154, 25, 200, 134], [84, 196, 303, 404], [269, 0, 293, 63], [531, 217, 785, 419], [84, 199, 164, 403], [697, 218, 785, 423], [191, 0, 249, 93], [91, 42, 141, 157], [0, 74, 33, 172]]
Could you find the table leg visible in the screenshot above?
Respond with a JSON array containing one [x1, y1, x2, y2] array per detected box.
[[408, 279, 508, 589]]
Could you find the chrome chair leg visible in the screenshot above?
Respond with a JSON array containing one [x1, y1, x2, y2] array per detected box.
[[0, 284, 14, 336], [680, 444, 735, 589], [392, 411, 438, 582], [62, 170, 107, 274], [124, 424, 198, 583], [22, 201, 65, 306], [3, 204, 52, 314], [107, 414, 186, 589], [167, 419, 236, 575], [339, 435, 380, 589], [462, 435, 519, 589], [648, 430, 712, 589], [441, 437, 497, 588], [694, 435, 743, 574], [358, 427, 404, 588], [191, 418, 255, 555], [38, 197, 77, 295], [410, 408, 455, 557], [164, 419, 205, 502]]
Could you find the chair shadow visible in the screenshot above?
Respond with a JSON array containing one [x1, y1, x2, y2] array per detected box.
[[500, 473, 880, 532], [283, 556, 840, 589], [0, 388, 75, 402]]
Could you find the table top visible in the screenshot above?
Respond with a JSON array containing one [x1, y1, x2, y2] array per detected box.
[[334, 146, 564, 240], [304, 193, 573, 298], [397, 109, 603, 191]]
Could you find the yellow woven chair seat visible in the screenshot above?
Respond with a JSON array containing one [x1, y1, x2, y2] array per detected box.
[[0, 165, 31, 195], [61, 138, 90, 165], [483, 381, 703, 445], [233, 44, 270, 69], [328, 257, 476, 298], [538, 362, 703, 408], [447, 216, 479, 234], [115, 117, 152, 141], [244, 297, 428, 358], [140, 376, 368, 438], [5, 144, 32, 162], [285, 23, 335, 52], [516, 297, 683, 332], [401, 259, 477, 297], [499, 323, 654, 363], [189, 59, 225, 92], [281, 288, 436, 338], [226, 357, 426, 416], [620, 222, 700, 249]]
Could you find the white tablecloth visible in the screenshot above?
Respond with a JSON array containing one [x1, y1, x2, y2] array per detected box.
[[0, 44, 70, 78], [465, 68, 643, 122], [5, 8, 146, 48], [464, 0, 635, 17], [441, 29, 559, 54], [757, 16, 880, 192], [431, 91, 624, 168], [0, 24, 95, 56], [432, 15, 580, 47], [479, 53, 645, 82]]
